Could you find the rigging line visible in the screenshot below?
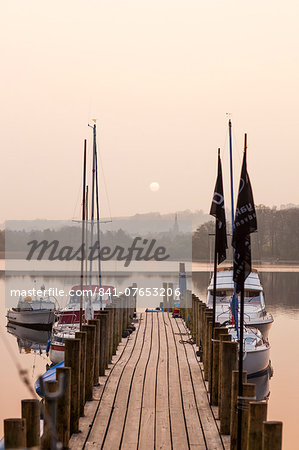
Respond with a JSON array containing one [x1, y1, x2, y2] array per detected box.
[[98, 148, 113, 222], [71, 174, 83, 221], [0, 324, 37, 398]]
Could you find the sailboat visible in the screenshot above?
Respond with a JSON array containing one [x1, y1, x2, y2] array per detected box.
[[48, 123, 115, 364]]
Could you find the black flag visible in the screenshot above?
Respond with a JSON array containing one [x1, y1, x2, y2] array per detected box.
[[210, 150, 227, 264], [232, 147, 257, 293]]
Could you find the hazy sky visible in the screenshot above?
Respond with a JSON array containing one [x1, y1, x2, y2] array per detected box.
[[1, 0, 299, 222]]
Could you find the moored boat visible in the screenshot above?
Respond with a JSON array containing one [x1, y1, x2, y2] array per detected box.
[[206, 267, 273, 338], [7, 286, 56, 330]]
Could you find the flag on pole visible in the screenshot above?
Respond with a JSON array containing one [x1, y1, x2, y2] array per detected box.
[[210, 150, 228, 264], [232, 147, 257, 293]]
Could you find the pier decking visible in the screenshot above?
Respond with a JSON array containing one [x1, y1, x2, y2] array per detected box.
[[70, 312, 226, 450]]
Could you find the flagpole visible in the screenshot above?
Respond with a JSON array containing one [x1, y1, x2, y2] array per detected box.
[[236, 133, 247, 450], [229, 120, 239, 334], [210, 148, 226, 405]]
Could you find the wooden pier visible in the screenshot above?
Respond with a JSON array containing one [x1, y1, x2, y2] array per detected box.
[[3, 291, 283, 450], [70, 311, 226, 450]]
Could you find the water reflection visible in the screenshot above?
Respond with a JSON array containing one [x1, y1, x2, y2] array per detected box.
[[6, 323, 51, 354], [249, 373, 271, 401]]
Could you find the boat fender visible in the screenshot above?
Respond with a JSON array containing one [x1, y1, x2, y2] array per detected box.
[[46, 339, 51, 355]]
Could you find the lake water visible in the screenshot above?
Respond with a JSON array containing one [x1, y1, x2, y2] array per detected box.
[[0, 267, 298, 449]]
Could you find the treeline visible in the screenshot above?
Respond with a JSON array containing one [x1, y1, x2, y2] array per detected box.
[[192, 205, 299, 262]]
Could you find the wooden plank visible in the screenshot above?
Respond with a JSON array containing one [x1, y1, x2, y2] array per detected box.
[[85, 315, 144, 446], [138, 313, 159, 450], [121, 313, 153, 449], [169, 314, 206, 449], [102, 312, 148, 449], [155, 313, 171, 450], [69, 338, 131, 449], [175, 318, 225, 450], [163, 312, 189, 449]]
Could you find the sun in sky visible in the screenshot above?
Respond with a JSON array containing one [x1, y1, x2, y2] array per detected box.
[[149, 182, 160, 192]]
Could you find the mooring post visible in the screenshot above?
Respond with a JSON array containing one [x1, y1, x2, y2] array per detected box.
[[230, 370, 247, 450], [106, 306, 114, 361], [202, 309, 213, 370], [112, 300, 118, 355], [41, 380, 59, 449], [262, 421, 283, 450], [88, 319, 101, 384], [218, 333, 232, 410], [162, 282, 168, 310], [247, 401, 268, 450], [219, 341, 238, 434], [240, 383, 256, 450], [198, 303, 207, 345], [132, 282, 137, 315], [203, 315, 213, 380], [82, 324, 96, 400], [75, 330, 87, 416], [208, 320, 220, 391], [209, 322, 227, 400], [56, 367, 71, 448], [64, 338, 81, 433], [4, 418, 26, 449], [191, 294, 196, 337], [21, 399, 40, 449], [98, 311, 109, 375], [168, 282, 174, 312]]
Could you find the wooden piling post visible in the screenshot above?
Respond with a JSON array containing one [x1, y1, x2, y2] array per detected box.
[[198, 303, 207, 345], [98, 311, 109, 375], [208, 320, 220, 391], [218, 333, 231, 410], [21, 399, 40, 448], [106, 306, 114, 361], [230, 370, 247, 450], [112, 301, 119, 354], [168, 282, 174, 311], [132, 282, 137, 316], [162, 282, 168, 310], [64, 338, 81, 433], [203, 315, 213, 380], [219, 340, 238, 434], [262, 421, 283, 450], [247, 401, 268, 450], [88, 319, 100, 384], [82, 324, 96, 400], [4, 418, 26, 449], [202, 309, 213, 369], [210, 326, 228, 405], [75, 330, 87, 416], [56, 367, 71, 448], [41, 380, 58, 449], [240, 383, 256, 450]]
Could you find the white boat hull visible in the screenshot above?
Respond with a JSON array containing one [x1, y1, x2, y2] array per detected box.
[[7, 309, 55, 329], [49, 344, 65, 364], [243, 346, 270, 376]]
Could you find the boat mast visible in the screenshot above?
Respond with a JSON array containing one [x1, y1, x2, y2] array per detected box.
[[87, 123, 97, 320], [85, 185, 89, 287], [79, 140, 87, 330], [94, 145, 102, 308]]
